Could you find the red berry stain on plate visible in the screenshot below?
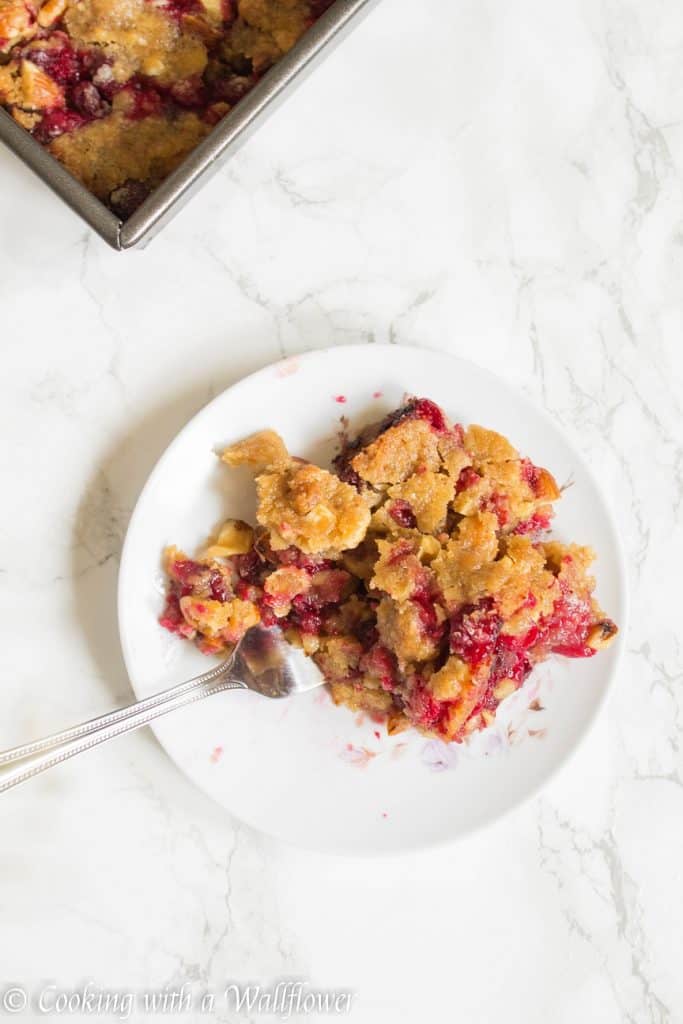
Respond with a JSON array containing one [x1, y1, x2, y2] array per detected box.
[[275, 357, 300, 378], [340, 743, 377, 768], [372, 390, 383, 399], [334, 395, 347, 404], [373, 730, 381, 740], [209, 745, 224, 764]]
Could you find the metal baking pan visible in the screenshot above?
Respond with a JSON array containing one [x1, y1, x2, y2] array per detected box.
[[0, 0, 377, 250]]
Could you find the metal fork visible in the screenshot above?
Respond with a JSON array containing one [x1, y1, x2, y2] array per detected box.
[[0, 627, 324, 794]]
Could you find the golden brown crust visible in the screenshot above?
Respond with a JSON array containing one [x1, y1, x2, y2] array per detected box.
[[221, 430, 290, 472], [376, 596, 441, 666], [49, 101, 211, 200], [387, 471, 453, 534], [0, 0, 38, 53], [256, 461, 371, 554], [351, 419, 442, 486]]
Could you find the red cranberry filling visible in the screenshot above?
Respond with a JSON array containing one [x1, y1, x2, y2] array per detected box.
[[221, 0, 237, 21], [155, 0, 203, 20], [388, 500, 417, 529], [408, 681, 444, 730], [208, 569, 230, 603], [449, 599, 502, 667], [70, 80, 110, 117], [309, 569, 351, 604], [410, 398, 449, 433], [159, 593, 195, 638], [33, 108, 87, 142], [21, 37, 82, 84], [520, 458, 544, 495], [512, 511, 551, 536], [121, 82, 165, 120], [233, 550, 264, 584], [360, 644, 399, 691], [412, 581, 446, 643], [269, 546, 334, 574], [482, 492, 509, 527], [288, 595, 323, 635], [235, 580, 262, 603], [169, 558, 204, 584], [538, 585, 596, 658], [455, 466, 481, 494]]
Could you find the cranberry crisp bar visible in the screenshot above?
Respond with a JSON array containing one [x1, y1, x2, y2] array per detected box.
[[160, 399, 618, 743], [0, 0, 334, 215]]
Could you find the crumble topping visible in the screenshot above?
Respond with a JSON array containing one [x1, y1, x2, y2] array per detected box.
[[255, 460, 371, 554], [0, 0, 335, 214], [63, 0, 209, 84], [49, 100, 212, 200], [159, 398, 618, 744]]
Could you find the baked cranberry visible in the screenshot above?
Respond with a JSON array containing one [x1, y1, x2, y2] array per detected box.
[[309, 569, 351, 605], [388, 500, 417, 529], [259, 605, 278, 628], [169, 558, 204, 584], [235, 580, 261, 603], [408, 683, 443, 730], [209, 569, 230, 603], [527, 583, 596, 658], [123, 83, 164, 120], [290, 594, 323, 634], [70, 81, 109, 117], [158, 0, 202, 18], [80, 47, 110, 76], [512, 510, 552, 536], [159, 593, 194, 638], [455, 466, 481, 493], [233, 550, 263, 583], [159, 593, 183, 633], [482, 492, 509, 527], [109, 180, 150, 219], [491, 637, 534, 686], [449, 599, 502, 667], [272, 546, 334, 574], [33, 109, 86, 143], [334, 462, 363, 489], [221, 0, 237, 23], [169, 75, 206, 108], [25, 38, 81, 84], [360, 644, 398, 691], [410, 398, 448, 432], [520, 458, 544, 495], [411, 582, 446, 642]]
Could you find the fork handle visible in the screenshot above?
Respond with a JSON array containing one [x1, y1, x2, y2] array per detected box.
[[0, 667, 245, 794]]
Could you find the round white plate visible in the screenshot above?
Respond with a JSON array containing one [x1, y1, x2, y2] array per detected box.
[[118, 345, 627, 854]]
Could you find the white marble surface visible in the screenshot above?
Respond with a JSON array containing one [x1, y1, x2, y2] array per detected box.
[[0, 0, 681, 1020]]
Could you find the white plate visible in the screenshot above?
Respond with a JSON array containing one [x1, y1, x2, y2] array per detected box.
[[118, 345, 627, 854]]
